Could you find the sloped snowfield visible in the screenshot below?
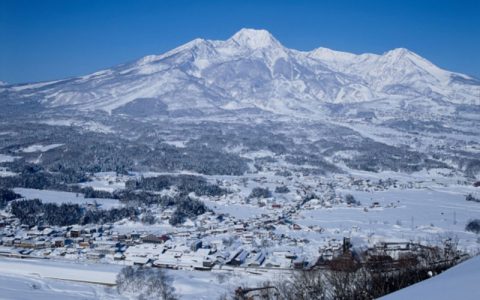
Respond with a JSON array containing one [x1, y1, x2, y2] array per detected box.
[[382, 255, 480, 300]]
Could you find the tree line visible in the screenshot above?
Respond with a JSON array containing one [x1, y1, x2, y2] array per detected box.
[[10, 199, 138, 227]]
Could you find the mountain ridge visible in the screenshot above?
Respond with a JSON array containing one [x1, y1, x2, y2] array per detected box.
[[1, 28, 479, 116]]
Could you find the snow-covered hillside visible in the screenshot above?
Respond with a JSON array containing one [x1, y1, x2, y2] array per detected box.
[[382, 255, 480, 300], [1, 28, 478, 116]]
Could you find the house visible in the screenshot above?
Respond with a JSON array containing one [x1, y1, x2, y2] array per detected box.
[[113, 253, 125, 261], [190, 240, 202, 252], [129, 232, 141, 240], [17, 240, 32, 248], [70, 229, 81, 238], [79, 241, 90, 248], [86, 252, 104, 260], [127, 256, 150, 266], [247, 251, 265, 267], [113, 234, 127, 242], [264, 255, 291, 268], [227, 249, 248, 266], [142, 234, 169, 244], [293, 257, 305, 269], [272, 250, 296, 259], [202, 257, 215, 268], [53, 238, 65, 248], [1, 237, 14, 247], [242, 233, 255, 243], [153, 253, 179, 269], [234, 224, 245, 232]]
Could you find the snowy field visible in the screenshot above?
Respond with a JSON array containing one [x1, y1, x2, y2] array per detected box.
[[19, 144, 64, 153], [0, 153, 19, 163], [0, 258, 123, 300], [0, 167, 17, 177], [0, 257, 279, 300], [0, 258, 120, 285], [296, 186, 480, 252], [79, 172, 128, 192], [203, 199, 269, 219], [0, 272, 122, 300], [13, 188, 122, 209]]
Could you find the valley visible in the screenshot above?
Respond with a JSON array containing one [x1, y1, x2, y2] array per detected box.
[[0, 28, 479, 299]]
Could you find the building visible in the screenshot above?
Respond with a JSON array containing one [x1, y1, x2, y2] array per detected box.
[[142, 234, 169, 244]]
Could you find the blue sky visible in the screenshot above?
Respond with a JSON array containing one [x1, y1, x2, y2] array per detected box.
[[1, 0, 479, 84]]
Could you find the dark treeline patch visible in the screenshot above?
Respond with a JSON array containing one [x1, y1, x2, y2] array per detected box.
[[0, 117, 476, 179], [115, 190, 209, 226], [466, 193, 480, 203], [0, 188, 22, 209], [248, 187, 272, 199], [285, 153, 340, 173], [82, 186, 117, 199], [466, 219, 480, 233], [169, 196, 208, 226], [125, 175, 227, 196], [10, 199, 138, 227], [0, 162, 88, 190], [115, 190, 173, 206], [0, 122, 249, 176], [0, 164, 115, 199], [344, 141, 449, 173], [274, 186, 290, 193]]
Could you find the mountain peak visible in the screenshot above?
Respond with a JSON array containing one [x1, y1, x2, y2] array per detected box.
[[383, 47, 418, 60], [229, 28, 281, 49]]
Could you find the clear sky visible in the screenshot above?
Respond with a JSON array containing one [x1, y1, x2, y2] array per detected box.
[[1, 0, 479, 84]]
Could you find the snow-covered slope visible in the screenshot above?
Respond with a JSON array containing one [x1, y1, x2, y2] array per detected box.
[[382, 255, 480, 300], [1, 28, 479, 115]]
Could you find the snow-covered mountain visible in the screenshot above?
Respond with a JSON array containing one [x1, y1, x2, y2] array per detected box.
[[1, 28, 479, 117]]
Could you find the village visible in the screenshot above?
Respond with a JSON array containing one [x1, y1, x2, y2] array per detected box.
[[0, 205, 339, 271], [2, 169, 473, 276]]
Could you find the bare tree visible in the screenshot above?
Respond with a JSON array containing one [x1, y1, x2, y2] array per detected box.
[[116, 266, 177, 300]]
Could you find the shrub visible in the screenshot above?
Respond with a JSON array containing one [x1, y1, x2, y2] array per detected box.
[[345, 194, 361, 206], [116, 266, 177, 300], [248, 187, 272, 199], [466, 194, 480, 203], [466, 219, 480, 233], [275, 186, 290, 194]]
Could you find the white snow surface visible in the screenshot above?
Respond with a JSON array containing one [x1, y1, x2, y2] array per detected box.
[[13, 188, 121, 209], [382, 255, 480, 300], [0, 153, 20, 162], [19, 144, 63, 153], [0, 272, 123, 300], [0, 257, 278, 300]]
